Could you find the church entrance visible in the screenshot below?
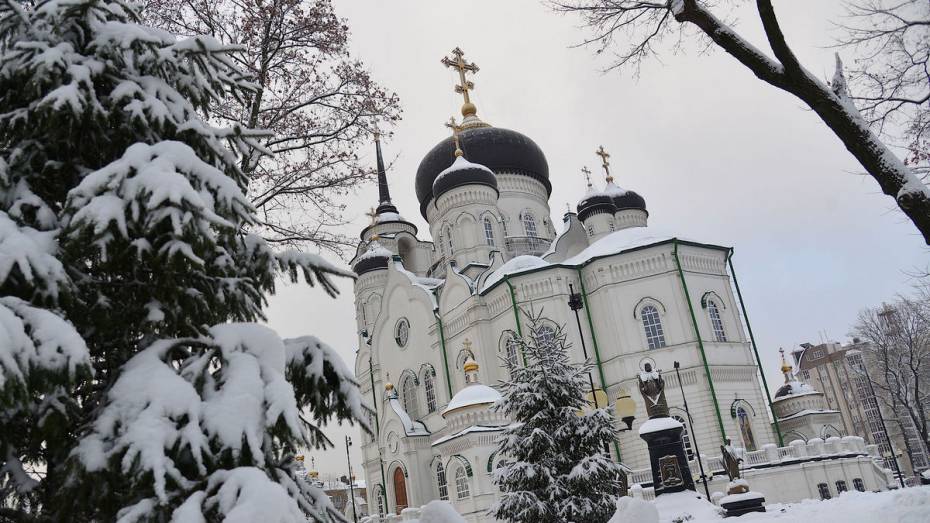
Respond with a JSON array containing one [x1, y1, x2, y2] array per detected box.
[[393, 467, 408, 514]]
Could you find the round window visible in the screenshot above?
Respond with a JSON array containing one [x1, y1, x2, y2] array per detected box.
[[395, 318, 410, 347]]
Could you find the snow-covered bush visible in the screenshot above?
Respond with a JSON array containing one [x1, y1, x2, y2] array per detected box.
[[490, 311, 626, 523], [0, 0, 363, 520]]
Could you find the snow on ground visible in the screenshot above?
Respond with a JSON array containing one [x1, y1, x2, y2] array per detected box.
[[614, 486, 930, 523]]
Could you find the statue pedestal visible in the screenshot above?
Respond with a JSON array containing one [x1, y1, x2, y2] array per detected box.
[[719, 480, 765, 517], [719, 492, 765, 517], [638, 417, 695, 496]]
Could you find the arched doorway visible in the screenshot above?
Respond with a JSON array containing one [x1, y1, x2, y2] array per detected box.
[[393, 467, 408, 514]]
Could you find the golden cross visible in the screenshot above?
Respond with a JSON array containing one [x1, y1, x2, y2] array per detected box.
[[441, 47, 479, 106], [365, 207, 377, 224], [595, 146, 611, 180], [445, 116, 463, 156], [581, 166, 592, 187]]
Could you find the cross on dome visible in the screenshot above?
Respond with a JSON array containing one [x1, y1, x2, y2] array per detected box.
[[365, 207, 377, 224], [779, 347, 793, 382], [445, 116, 464, 157], [581, 165, 593, 189], [441, 47, 479, 116], [596, 145, 614, 183]]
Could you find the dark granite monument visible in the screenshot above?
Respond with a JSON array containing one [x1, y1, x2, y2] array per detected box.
[[637, 363, 695, 496]]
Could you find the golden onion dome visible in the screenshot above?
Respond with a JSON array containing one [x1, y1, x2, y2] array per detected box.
[[463, 358, 479, 373]]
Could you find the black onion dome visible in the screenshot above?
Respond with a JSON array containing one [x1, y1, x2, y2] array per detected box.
[[612, 190, 647, 213], [352, 244, 391, 275], [432, 156, 498, 200], [576, 192, 616, 222], [774, 383, 793, 400], [416, 127, 550, 217]]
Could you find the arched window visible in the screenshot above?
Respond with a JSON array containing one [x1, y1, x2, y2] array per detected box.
[[817, 483, 831, 500], [853, 478, 865, 492], [707, 300, 727, 342], [483, 217, 496, 246], [454, 467, 470, 499], [424, 371, 437, 413], [436, 462, 448, 500], [521, 212, 538, 238], [736, 406, 756, 451], [641, 305, 667, 349], [402, 376, 418, 419], [376, 487, 385, 515], [445, 227, 454, 255], [672, 415, 694, 461], [505, 337, 521, 370], [534, 324, 557, 350], [836, 480, 848, 493]]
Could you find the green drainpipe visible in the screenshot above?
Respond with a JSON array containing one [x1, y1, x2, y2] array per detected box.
[[504, 276, 527, 365], [368, 356, 389, 513], [435, 311, 454, 399], [672, 240, 727, 442], [727, 249, 784, 447], [574, 268, 622, 461]]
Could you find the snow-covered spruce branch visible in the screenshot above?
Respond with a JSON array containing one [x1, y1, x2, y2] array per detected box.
[[66, 325, 365, 522]]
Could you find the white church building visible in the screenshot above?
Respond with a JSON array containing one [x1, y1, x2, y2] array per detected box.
[[353, 49, 892, 522]]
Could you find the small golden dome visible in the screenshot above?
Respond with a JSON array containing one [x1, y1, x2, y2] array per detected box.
[[308, 470, 319, 479], [463, 358, 479, 372], [461, 102, 477, 117], [370, 233, 380, 241], [385, 381, 394, 391]]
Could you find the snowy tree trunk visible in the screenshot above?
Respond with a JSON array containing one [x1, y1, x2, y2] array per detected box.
[[673, 0, 930, 244], [556, 0, 930, 244]]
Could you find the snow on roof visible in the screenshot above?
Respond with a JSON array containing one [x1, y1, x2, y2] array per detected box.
[[441, 383, 501, 417], [431, 424, 505, 446], [388, 393, 429, 436], [638, 416, 682, 436], [602, 181, 628, 196], [480, 255, 549, 291], [777, 408, 840, 422], [480, 228, 717, 294], [434, 156, 494, 184], [356, 241, 391, 261], [773, 380, 819, 402], [376, 211, 403, 223], [394, 261, 441, 309], [561, 228, 676, 265]]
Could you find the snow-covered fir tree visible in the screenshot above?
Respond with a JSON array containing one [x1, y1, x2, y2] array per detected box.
[[0, 1, 364, 521], [490, 312, 625, 523]]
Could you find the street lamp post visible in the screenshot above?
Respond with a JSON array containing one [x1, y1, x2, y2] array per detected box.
[[345, 435, 359, 522], [569, 284, 637, 497], [569, 284, 601, 409], [674, 361, 711, 499]]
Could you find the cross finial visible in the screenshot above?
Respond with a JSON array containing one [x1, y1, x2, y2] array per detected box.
[[365, 207, 377, 224], [462, 338, 472, 351], [581, 166, 593, 188], [442, 47, 480, 117], [595, 145, 612, 182], [445, 116, 464, 157]]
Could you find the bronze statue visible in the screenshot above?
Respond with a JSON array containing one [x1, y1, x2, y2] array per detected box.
[[720, 438, 743, 482], [637, 363, 669, 419]]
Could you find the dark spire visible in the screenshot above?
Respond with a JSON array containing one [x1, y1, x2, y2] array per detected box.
[[374, 133, 398, 215]]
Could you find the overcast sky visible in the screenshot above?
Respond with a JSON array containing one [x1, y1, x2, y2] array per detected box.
[[262, 1, 929, 475]]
